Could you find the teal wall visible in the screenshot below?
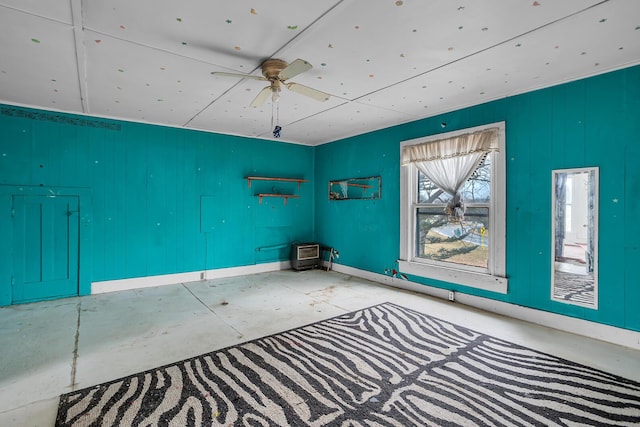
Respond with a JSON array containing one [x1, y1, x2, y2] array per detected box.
[[0, 106, 314, 305], [1, 66, 638, 332], [314, 65, 640, 332]]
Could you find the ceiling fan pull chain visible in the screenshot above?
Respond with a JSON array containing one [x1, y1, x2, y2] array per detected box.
[[272, 101, 281, 138]]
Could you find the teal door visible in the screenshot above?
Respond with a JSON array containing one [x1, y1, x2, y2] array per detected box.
[[12, 195, 79, 303]]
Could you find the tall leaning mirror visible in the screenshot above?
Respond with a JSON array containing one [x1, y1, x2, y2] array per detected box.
[[551, 167, 598, 308]]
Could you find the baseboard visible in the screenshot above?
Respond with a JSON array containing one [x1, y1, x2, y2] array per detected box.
[[91, 261, 291, 294], [91, 261, 639, 350], [329, 263, 640, 351]]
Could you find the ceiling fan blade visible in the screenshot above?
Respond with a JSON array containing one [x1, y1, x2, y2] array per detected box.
[[212, 71, 266, 81], [286, 82, 331, 102], [278, 59, 312, 81], [250, 86, 271, 108]]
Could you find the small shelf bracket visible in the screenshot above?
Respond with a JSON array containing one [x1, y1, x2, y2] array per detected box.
[[257, 193, 300, 205]]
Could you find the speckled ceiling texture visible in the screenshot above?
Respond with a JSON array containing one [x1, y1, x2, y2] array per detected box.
[[0, 0, 638, 145]]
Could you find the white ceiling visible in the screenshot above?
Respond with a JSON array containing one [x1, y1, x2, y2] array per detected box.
[[1, 0, 638, 145]]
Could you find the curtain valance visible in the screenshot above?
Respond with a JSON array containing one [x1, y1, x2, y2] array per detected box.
[[401, 126, 499, 221], [401, 127, 499, 166]]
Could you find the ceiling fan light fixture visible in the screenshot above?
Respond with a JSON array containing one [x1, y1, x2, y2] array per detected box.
[[271, 86, 280, 103]]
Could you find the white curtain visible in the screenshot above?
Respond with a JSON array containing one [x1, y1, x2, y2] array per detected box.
[[402, 127, 499, 220]]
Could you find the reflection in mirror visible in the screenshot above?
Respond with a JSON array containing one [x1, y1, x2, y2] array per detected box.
[[551, 167, 598, 308], [329, 176, 381, 200]]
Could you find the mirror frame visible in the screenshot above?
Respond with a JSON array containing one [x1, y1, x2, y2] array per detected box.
[[329, 176, 381, 200], [551, 166, 599, 308]]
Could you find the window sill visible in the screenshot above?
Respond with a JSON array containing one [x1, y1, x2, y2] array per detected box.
[[397, 260, 508, 294]]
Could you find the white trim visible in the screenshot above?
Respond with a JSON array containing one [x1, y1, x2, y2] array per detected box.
[[397, 260, 508, 293], [399, 121, 507, 288], [91, 261, 291, 294], [329, 263, 640, 351]]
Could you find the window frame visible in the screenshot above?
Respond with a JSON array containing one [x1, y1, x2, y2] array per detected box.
[[399, 122, 508, 293]]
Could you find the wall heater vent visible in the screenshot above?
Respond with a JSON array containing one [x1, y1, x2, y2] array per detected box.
[[291, 243, 320, 271]]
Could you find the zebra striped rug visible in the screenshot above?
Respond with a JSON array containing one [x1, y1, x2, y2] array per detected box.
[[56, 303, 640, 426]]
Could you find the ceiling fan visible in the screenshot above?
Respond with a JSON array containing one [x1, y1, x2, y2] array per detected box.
[[212, 58, 331, 107]]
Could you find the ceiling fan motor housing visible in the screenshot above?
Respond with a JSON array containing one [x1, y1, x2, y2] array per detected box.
[[262, 59, 289, 80], [212, 58, 328, 108]]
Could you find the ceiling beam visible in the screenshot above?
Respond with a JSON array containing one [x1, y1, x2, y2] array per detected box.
[[70, 0, 89, 113]]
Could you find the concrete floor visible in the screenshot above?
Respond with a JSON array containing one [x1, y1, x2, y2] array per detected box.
[[1, 269, 639, 426]]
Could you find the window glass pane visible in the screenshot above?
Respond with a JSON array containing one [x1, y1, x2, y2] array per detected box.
[[416, 206, 489, 268], [418, 174, 451, 204], [417, 155, 491, 204]]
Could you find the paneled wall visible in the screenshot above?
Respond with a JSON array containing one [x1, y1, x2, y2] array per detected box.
[[0, 107, 314, 305], [314, 65, 640, 332], [2, 65, 638, 332]]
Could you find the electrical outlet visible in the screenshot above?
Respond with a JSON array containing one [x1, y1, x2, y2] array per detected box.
[[448, 291, 455, 302]]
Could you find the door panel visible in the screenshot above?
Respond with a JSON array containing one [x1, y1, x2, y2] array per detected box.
[[12, 195, 79, 303]]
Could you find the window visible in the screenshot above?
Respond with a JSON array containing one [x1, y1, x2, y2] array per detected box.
[[399, 122, 507, 293]]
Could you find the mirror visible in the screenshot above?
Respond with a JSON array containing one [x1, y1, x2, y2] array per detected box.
[[551, 167, 598, 308], [329, 176, 381, 200]]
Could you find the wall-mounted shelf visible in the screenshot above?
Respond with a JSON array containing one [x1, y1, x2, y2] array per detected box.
[[246, 176, 307, 205], [346, 183, 372, 189], [246, 176, 308, 189], [256, 193, 300, 205]]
